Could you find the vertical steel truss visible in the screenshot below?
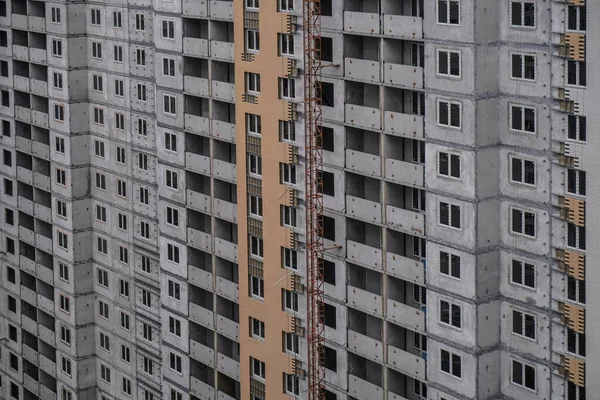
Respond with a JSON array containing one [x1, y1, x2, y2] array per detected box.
[[303, 0, 325, 399]]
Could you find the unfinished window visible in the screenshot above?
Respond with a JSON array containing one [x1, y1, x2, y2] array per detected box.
[[318, 215, 335, 241], [317, 82, 334, 107], [317, 170, 335, 196]]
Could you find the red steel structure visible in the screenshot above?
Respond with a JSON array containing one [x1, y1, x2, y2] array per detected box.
[[303, 0, 325, 398]]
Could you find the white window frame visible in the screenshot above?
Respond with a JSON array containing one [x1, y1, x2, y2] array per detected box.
[[509, 103, 536, 134], [165, 132, 177, 152], [510, 359, 536, 392], [246, 72, 261, 95], [90, 8, 101, 26], [248, 154, 262, 177], [437, 99, 461, 129], [510, 1, 536, 28], [246, 29, 260, 52], [440, 349, 462, 379], [437, 49, 461, 78], [510, 259, 536, 289], [439, 299, 462, 329], [247, 113, 261, 136], [167, 243, 180, 264], [250, 317, 265, 340], [510, 52, 536, 81], [166, 169, 179, 190], [251, 275, 264, 300], [439, 251, 461, 280], [437, 151, 461, 179], [92, 41, 103, 59], [249, 195, 263, 218], [439, 201, 461, 230], [166, 206, 179, 227], [511, 309, 537, 341], [250, 236, 264, 259], [162, 19, 175, 40], [163, 57, 176, 77], [509, 155, 536, 187], [567, 115, 586, 142], [163, 94, 177, 115], [437, 0, 460, 25], [279, 33, 295, 56], [279, 77, 296, 100], [113, 11, 122, 28], [510, 207, 536, 238], [567, 168, 586, 196], [567, 5, 586, 32]]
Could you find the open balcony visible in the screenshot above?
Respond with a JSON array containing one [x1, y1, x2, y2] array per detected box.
[[12, 29, 29, 61], [387, 323, 426, 379], [212, 100, 236, 142], [384, 135, 424, 187], [211, 60, 235, 103], [383, 39, 423, 89], [215, 258, 238, 301], [348, 308, 383, 363], [212, 139, 236, 183], [345, 35, 381, 83], [189, 247, 214, 291], [385, 182, 425, 235], [189, 286, 215, 329], [346, 172, 382, 223], [185, 95, 210, 135], [210, 0, 234, 20], [346, 81, 381, 130], [216, 296, 239, 341], [186, 133, 211, 175], [217, 335, 240, 381], [210, 20, 234, 62], [383, 87, 424, 138], [190, 322, 215, 367], [184, 57, 209, 97], [387, 275, 426, 332], [348, 354, 384, 400], [190, 360, 216, 399], [346, 218, 383, 269], [184, 0, 209, 17], [347, 261, 383, 317], [187, 209, 212, 252], [187, 172, 212, 212], [214, 217, 238, 264], [346, 127, 381, 177], [344, 0, 380, 35], [382, 0, 423, 39], [28, 1, 47, 32], [183, 18, 209, 58]]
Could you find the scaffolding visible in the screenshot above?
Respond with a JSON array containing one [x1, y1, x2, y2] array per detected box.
[[303, 0, 325, 398]]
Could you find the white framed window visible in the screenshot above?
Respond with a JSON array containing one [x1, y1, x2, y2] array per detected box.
[[138, 118, 148, 136], [94, 140, 105, 158], [100, 364, 111, 383], [98, 300, 109, 319], [510, 1, 535, 28], [251, 276, 264, 300], [142, 290, 152, 308], [279, 33, 295, 56], [567, 168, 586, 196], [169, 317, 181, 337], [92, 74, 103, 92], [135, 13, 145, 31], [163, 94, 177, 115], [437, 49, 461, 77], [249, 195, 263, 218], [511, 259, 536, 289], [137, 83, 147, 101], [281, 205, 297, 228], [166, 169, 179, 189], [53, 72, 63, 90], [122, 378, 132, 396], [439, 201, 461, 229], [52, 39, 63, 57], [246, 0, 259, 9], [136, 49, 146, 66], [60, 294, 70, 313], [510, 207, 536, 238], [92, 42, 103, 59], [55, 136, 65, 153], [117, 179, 127, 198], [97, 237, 108, 255], [138, 153, 148, 171], [512, 309, 536, 340], [120, 279, 129, 298], [437, 0, 460, 25], [56, 168, 67, 186], [165, 132, 177, 152], [567, 115, 586, 142], [440, 251, 461, 279], [280, 120, 296, 142], [247, 113, 261, 136], [143, 356, 153, 374], [250, 236, 263, 259], [567, 5, 586, 32], [113, 11, 122, 28], [119, 245, 129, 264], [93, 107, 104, 125], [114, 45, 123, 62], [115, 79, 124, 97], [121, 345, 131, 363], [567, 329, 585, 357], [251, 317, 265, 340], [167, 243, 180, 264], [170, 389, 183, 400], [163, 57, 176, 77], [59, 263, 69, 282], [58, 231, 69, 249], [120, 312, 130, 330], [166, 206, 179, 227], [510, 104, 536, 134], [249, 154, 262, 177], [246, 29, 260, 52], [437, 99, 461, 128], [567, 60, 586, 87], [510, 156, 536, 186], [511, 53, 535, 80], [142, 324, 153, 342], [169, 352, 182, 374], [246, 72, 261, 94], [284, 332, 299, 354], [567, 222, 586, 251], [283, 289, 298, 312], [99, 332, 110, 351], [162, 19, 175, 39], [61, 356, 72, 376], [251, 357, 266, 380], [281, 163, 297, 184], [90, 9, 101, 26], [140, 221, 150, 239], [139, 187, 150, 205], [51, 7, 61, 23], [438, 151, 460, 179], [283, 247, 298, 270], [57, 200, 67, 218], [54, 104, 65, 121], [279, 77, 296, 99], [284, 373, 300, 396], [413, 379, 427, 399], [440, 299, 461, 329], [60, 325, 71, 346], [168, 280, 181, 300], [440, 349, 462, 378], [141, 255, 152, 274], [279, 0, 294, 12], [115, 112, 125, 131], [97, 268, 109, 288], [511, 359, 536, 391], [568, 275, 585, 304]]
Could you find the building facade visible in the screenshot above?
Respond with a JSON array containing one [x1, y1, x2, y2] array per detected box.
[[0, 0, 590, 400]]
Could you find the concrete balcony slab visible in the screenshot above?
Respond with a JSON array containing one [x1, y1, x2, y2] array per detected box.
[[348, 285, 383, 317], [184, 76, 210, 97], [344, 11, 380, 35], [185, 113, 210, 136], [386, 205, 425, 236], [212, 120, 236, 143], [346, 195, 382, 224], [346, 104, 381, 130], [387, 299, 425, 332], [383, 15, 423, 39], [346, 149, 381, 177], [348, 330, 383, 363], [383, 63, 423, 89], [183, 38, 209, 58], [387, 345, 426, 379], [347, 240, 382, 270], [386, 252, 424, 286], [185, 152, 211, 175], [385, 159, 424, 187], [187, 228, 213, 252], [214, 238, 238, 263], [187, 190, 212, 212], [345, 58, 380, 83], [348, 374, 384, 400]]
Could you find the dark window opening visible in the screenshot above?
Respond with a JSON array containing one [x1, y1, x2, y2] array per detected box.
[[317, 170, 335, 196], [318, 215, 335, 241]]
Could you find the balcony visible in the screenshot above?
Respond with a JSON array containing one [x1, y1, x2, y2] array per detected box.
[[190, 303, 214, 329], [35, 233, 53, 253], [348, 330, 383, 363], [348, 374, 384, 400], [387, 345, 426, 379], [183, 0, 209, 17], [19, 226, 35, 245], [184, 76, 210, 97], [38, 354, 56, 377], [385, 159, 423, 187], [190, 339, 215, 367], [383, 63, 423, 89], [29, 48, 47, 64], [29, 16, 46, 32], [38, 323, 55, 345], [13, 75, 30, 91], [20, 256, 36, 273], [213, 199, 237, 223], [185, 113, 211, 136], [217, 353, 240, 381], [347, 240, 382, 270], [344, 12, 380, 35], [384, 112, 423, 139], [33, 141, 50, 159], [18, 196, 34, 214], [39, 385, 56, 400], [12, 14, 28, 29], [347, 151, 381, 179], [212, 81, 235, 103], [21, 285, 37, 304], [184, 38, 209, 58], [31, 110, 49, 128], [386, 206, 424, 235], [22, 315, 37, 335], [346, 195, 382, 224], [213, 160, 236, 183], [22, 343, 38, 363], [187, 190, 211, 212], [190, 376, 215, 399], [17, 166, 33, 184], [382, 15, 423, 39], [214, 238, 238, 263], [215, 277, 238, 302], [23, 374, 39, 395], [210, 41, 234, 62], [34, 172, 51, 191], [345, 58, 380, 83], [387, 299, 425, 332], [346, 104, 381, 130], [348, 285, 383, 317], [186, 152, 211, 175], [386, 252, 424, 285], [189, 265, 213, 291], [13, 45, 29, 61], [15, 106, 31, 123], [212, 120, 235, 143], [188, 228, 213, 252], [219, 391, 237, 400], [34, 203, 52, 222], [210, 1, 234, 20], [216, 315, 239, 341], [37, 294, 54, 314], [36, 263, 54, 283]]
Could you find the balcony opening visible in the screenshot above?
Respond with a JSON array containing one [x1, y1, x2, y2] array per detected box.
[[214, 218, 237, 244], [345, 0, 379, 14], [29, 1, 45, 18], [386, 182, 425, 212], [187, 171, 211, 196], [11, 0, 26, 17], [348, 263, 382, 296], [33, 157, 50, 178], [212, 60, 235, 84], [384, 136, 424, 163], [387, 229, 425, 260], [384, 87, 424, 116], [12, 29, 28, 47], [189, 286, 214, 310], [187, 209, 211, 234], [383, 39, 423, 67], [217, 372, 240, 399], [382, 0, 423, 16], [31, 94, 48, 114], [35, 248, 52, 270], [346, 218, 381, 249], [216, 258, 238, 284], [345, 34, 380, 63], [346, 172, 380, 203], [37, 308, 54, 332], [217, 334, 239, 362], [387, 275, 426, 309], [35, 219, 52, 241], [13, 60, 28, 78], [213, 140, 235, 164], [31, 126, 49, 146], [346, 127, 380, 156], [348, 353, 382, 388], [36, 280, 53, 302], [190, 359, 215, 387], [210, 20, 234, 43], [184, 57, 209, 80], [214, 178, 236, 204], [29, 32, 46, 51], [183, 18, 209, 40], [17, 180, 33, 201], [14, 90, 30, 109], [188, 248, 213, 274], [216, 296, 239, 323], [186, 133, 210, 157], [213, 100, 235, 124], [19, 241, 35, 263], [189, 321, 214, 347], [346, 81, 379, 109], [184, 95, 210, 121]]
